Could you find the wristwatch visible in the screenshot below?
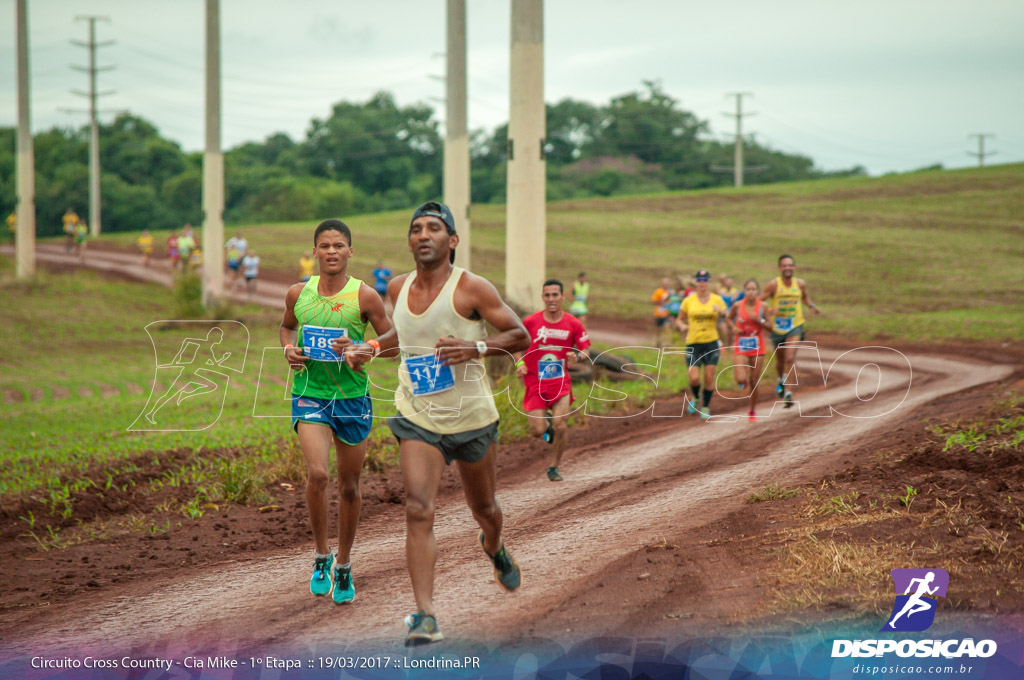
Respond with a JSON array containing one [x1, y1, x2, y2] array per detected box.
[[475, 340, 488, 358]]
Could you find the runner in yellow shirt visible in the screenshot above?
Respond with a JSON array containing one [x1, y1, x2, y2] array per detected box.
[[298, 250, 315, 282], [676, 269, 727, 420], [760, 254, 821, 408], [62, 208, 79, 252], [137, 230, 155, 266]]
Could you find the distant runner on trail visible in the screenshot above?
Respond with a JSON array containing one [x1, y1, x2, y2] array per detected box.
[[676, 269, 726, 420], [144, 327, 232, 424], [568, 271, 590, 328], [760, 254, 821, 408], [727, 279, 771, 421], [651, 277, 673, 349], [347, 201, 529, 646], [137, 230, 154, 266], [514, 278, 591, 482], [279, 219, 392, 606]]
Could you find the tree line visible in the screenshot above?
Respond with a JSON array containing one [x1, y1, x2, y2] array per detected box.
[[0, 81, 865, 236]]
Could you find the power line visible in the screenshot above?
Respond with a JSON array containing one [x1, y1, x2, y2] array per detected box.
[[60, 16, 115, 236], [967, 133, 996, 167]]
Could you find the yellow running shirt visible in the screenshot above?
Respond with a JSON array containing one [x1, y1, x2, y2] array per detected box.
[[680, 293, 725, 344], [770, 277, 805, 333], [299, 256, 315, 279]]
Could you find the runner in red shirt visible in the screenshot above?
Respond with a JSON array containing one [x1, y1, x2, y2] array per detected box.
[[514, 279, 591, 482], [727, 279, 771, 421]]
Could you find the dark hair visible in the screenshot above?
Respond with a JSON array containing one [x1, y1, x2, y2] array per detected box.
[[543, 278, 564, 293], [578, 272, 586, 278], [743, 278, 759, 289], [314, 219, 351, 246], [778, 254, 794, 265]]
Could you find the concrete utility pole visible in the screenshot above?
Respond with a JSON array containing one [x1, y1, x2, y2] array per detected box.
[[202, 0, 225, 305], [71, 16, 113, 236], [15, 0, 36, 279], [725, 92, 754, 187], [506, 0, 545, 313], [445, 0, 471, 270], [967, 134, 996, 167]]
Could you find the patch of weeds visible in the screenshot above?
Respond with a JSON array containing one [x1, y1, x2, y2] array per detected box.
[[900, 485, 919, 509], [805, 491, 861, 517], [746, 482, 799, 504]]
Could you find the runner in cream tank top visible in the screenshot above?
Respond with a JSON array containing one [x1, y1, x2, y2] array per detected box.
[[392, 266, 500, 434]]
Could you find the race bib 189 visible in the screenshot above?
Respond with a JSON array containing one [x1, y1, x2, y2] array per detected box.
[[405, 354, 455, 396], [738, 335, 759, 353], [775, 316, 794, 332], [538, 359, 565, 381], [302, 325, 348, 361]]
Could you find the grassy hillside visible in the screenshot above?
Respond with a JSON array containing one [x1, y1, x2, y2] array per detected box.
[[98, 164, 1024, 343]]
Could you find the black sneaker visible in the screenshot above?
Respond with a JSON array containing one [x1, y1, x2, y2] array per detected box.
[[478, 531, 522, 591], [404, 611, 443, 646], [547, 466, 563, 482]]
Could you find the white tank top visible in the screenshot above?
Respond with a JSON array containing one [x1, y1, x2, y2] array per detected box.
[[392, 267, 500, 434]]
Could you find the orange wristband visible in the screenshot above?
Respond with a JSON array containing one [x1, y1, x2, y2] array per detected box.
[[366, 338, 381, 356]]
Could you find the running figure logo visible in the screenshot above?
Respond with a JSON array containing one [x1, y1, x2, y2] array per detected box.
[[130, 321, 249, 431], [881, 568, 949, 632]]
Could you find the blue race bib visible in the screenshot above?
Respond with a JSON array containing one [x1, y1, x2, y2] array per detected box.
[[738, 335, 759, 353], [775, 316, 794, 332], [538, 359, 565, 380], [302, 325, 348, 361], [405, 354, 455, 396]]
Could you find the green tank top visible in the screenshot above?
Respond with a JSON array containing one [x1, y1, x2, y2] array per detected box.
[[292, 275, 368, 400]]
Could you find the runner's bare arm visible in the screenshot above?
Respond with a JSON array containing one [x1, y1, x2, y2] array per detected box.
[[675, 307, 689, 333], [437, 273, 529, 365], [345, 284, 399, 372], [799, 279, 821, 314], [279, 283, 308, 369], [759, 279, 777, 303], [357, 274, 409, 358]]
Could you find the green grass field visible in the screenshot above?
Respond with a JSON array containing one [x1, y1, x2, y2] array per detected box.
[[97, 163, 1024, 343]]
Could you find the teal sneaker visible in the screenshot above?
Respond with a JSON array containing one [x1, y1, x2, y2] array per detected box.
[[784, 391, 794, 408], [775, 381, 785, 397], [332, 564, 354, 604], [310, 553, 334, 596], [479, 531, 521, 592], [542, 413, 555, 443], [700, 407, 711, 421], [686, 398, 697, 415], [404, 611, 444, 646]]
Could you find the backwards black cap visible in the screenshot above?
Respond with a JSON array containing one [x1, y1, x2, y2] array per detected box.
[[410, 201, 457, 263]]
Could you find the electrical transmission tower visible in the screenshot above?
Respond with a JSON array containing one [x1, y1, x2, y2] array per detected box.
[[62, 16, 115, 236], [967, 134, 996, 167], [711, 92, 765, 187]]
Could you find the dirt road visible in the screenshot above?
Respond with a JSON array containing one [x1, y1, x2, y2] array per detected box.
[[0, 245, 1015, 657]]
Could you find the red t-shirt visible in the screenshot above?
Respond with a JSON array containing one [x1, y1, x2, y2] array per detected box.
[[734, 299, 766, 356], [521, 311, 590, 392]]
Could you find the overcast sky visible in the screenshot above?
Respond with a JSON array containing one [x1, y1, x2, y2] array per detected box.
[[2, 0, 1022, 175]]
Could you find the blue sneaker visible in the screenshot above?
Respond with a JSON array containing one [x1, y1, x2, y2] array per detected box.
[[700, 407, 711, 421], [479, 531, 521, 592], [686, 398, 697, 415], [310, 553, 334, 596], [332, 564, 354, 604], [776, 381, 785, 397], [404, 611, 444, 646]]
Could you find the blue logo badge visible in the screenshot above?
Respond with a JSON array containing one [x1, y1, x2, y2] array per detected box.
[[881, 568, 949, 632]]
